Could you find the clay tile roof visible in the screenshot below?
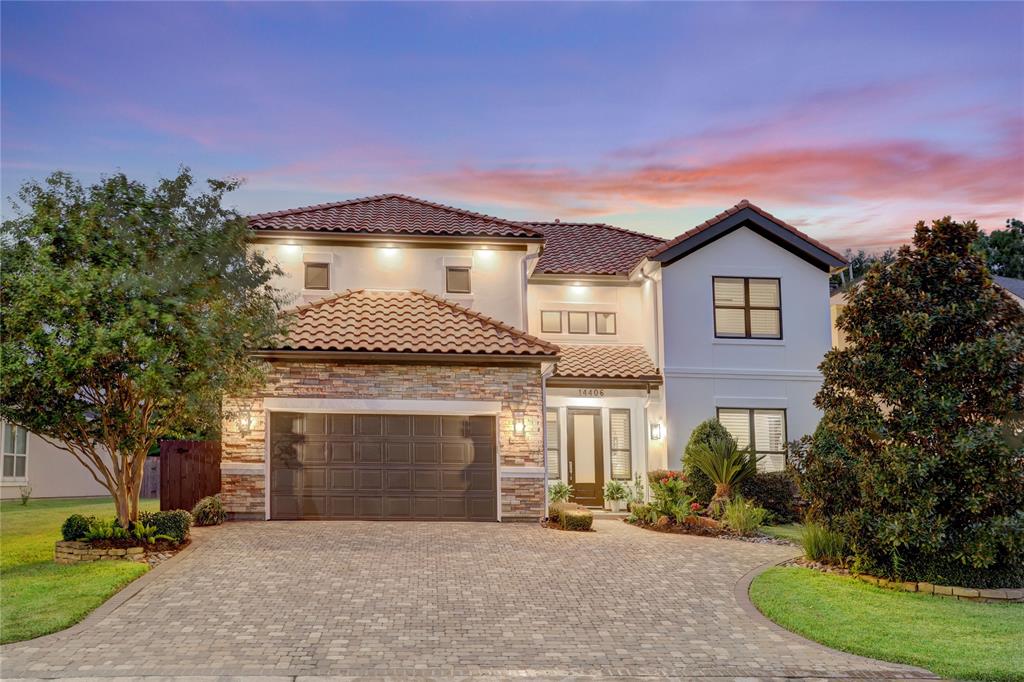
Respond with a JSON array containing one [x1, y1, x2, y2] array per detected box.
[[523, 221, 666, 276], [249, 193, 542, 239], [553, 344, 661, 381], [270, 289, 559, 357], [646, 199, 846, 264]]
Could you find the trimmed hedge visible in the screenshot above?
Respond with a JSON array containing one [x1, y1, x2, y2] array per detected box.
[[140, 509, 192, 543], [191, 495, 226, 526], [740, 471, 799, 523], [61, 513, 93, 541], [560, 507, 593, 531]]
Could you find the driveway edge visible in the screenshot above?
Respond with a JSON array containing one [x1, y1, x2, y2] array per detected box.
[[0, 524, 213, 650], [734, 554, 938, 679]]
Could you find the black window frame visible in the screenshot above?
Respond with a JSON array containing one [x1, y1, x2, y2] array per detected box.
[[712, 276, 782, 340], [567, 311, 590, 334], [304, 262, 331, 290], [445, 266, 472, 294], [540, 310, 562, 334], [595, 312, 617, 335], [715, 407, 788, 469]]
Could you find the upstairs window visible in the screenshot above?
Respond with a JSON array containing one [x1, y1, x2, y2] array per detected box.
[[567, 311, 589, 334], [446, 266, 471, 294], [717, 408, 787, 472], [713, 277, 781, 339], [2, 423, 27, 480], [540, 311, 562, 334], [595, 312, 617, 335], [304, 262, 330, 290]]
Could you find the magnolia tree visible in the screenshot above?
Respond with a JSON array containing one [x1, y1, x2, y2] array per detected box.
[[816, 217, 1024, 588], [0, 170, 288, 527]]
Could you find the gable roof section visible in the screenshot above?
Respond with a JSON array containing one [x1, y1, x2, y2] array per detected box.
[[267, 288, 559, 358], [647, 200, 847, 272], [249, 194, 542, 240], [552, 344, 660, 382], [994, 276, 1024, 302], [523, 221, 666, 276]]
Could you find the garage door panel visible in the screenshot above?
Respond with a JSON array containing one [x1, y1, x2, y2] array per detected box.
[[271, 412, 496, 521]]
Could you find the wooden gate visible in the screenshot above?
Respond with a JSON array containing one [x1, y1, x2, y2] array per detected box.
[[141, 457, 160, 498], [159, 440, 221, 511]]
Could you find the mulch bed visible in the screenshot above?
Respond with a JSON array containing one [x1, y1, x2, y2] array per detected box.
[[625, 517, 795, 546]]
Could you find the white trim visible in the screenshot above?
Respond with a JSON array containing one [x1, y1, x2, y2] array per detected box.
[[261, 398, 502, 415], [500, 466, 545, 478], [714, 396, 788, 408], [221, 462, 262, 475], [664, 367, 822, 381], [712, 338, 785, 347]]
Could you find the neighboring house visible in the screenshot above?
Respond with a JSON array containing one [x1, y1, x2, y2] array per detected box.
[[830, 274, 1024, 350], [0, 422, 108, 500], [221, 194, 845, 521]]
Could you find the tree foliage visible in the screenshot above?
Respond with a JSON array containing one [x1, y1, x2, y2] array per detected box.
[[974, 218, 1024, 278], [0, 170, 288, 526], [816, 217, 1024, 587]]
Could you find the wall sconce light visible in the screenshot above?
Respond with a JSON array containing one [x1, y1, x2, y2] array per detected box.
[[649, 422, 664, 441], [236, 409, 256, 438], [513, 412, 526, 436]]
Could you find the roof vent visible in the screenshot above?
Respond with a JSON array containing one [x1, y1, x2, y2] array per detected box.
[[554, 218, 561, 223]]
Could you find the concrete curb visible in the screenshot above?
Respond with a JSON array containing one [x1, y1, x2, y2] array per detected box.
[[0, 525, 214, 651], [734, 554, 939, 679]]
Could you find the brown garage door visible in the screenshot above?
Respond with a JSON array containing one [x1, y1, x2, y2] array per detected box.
[[269, 412, 497, 521]]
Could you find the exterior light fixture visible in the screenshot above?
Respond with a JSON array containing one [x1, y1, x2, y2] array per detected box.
[[236, 408, 257, 438], [513, 412, 526, 436], [649, 422, 664, 441]]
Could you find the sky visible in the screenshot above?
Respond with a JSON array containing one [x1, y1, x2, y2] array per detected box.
[[2, 2, 1022, 252]]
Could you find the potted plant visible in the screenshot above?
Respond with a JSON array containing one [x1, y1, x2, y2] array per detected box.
[[603, 480, 629, 512], [547, 481, 573, 505]]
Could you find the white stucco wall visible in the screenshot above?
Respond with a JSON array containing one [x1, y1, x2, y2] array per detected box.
[[1, 432, 109, 500], [259, 242, 531, 329], [526, 281, 646, 345], [659, 226, 833, 468]]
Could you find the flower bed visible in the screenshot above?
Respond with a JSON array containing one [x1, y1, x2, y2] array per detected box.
[[56, 509, 193, 566], [54, 538, 188, 565], [625, 516, 792, 545]]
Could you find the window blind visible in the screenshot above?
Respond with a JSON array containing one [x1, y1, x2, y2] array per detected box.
[[609, 409, 632, 480]]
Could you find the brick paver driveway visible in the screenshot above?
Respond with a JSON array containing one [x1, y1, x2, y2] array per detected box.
[[3, 519, 932, 680]]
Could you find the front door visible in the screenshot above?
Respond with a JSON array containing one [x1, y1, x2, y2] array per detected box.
[[568, 409, 603, 506]]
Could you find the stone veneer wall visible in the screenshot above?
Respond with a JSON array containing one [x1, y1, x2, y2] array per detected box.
[[222, 361, 546, 520], [55, 540, 146, 564]]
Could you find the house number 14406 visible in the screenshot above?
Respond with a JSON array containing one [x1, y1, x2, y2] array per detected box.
[[577, 388, 605, 397]]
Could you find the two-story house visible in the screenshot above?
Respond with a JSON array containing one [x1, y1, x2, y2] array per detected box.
[[219, 194, 846, 521]]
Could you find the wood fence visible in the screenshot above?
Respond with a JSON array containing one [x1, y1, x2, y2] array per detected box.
[[159, 440, 221, 512], [141, 457, 160, 498]]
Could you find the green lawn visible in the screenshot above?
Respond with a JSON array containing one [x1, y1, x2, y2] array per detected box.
[[750, 566, 1024, 682], [0, 496, 159, 644], [762, 523, 803, 542]]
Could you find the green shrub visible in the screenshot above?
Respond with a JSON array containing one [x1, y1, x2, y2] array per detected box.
[[627, 503, 659, 525], [788, 421, 858, 524], [602, 480, 628, 502], [547, 481, 572, 504], [547, 501, 567, 523], [722, 495, 768, 536], [191, 495, 227, 526], [560, 507, 593, 531], [688, 436, 760, 516], [61, 514, 93, 541], [140, 509, 191, 543], [682, 419, 736, 504], [801, 521, 849, 566], [739, 470, 799, 523], [649, 470, 691, 517], [83, 518, 129, 541]]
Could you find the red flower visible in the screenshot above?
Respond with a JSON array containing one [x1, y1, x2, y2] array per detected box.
[[660, 478, 669, 485], [690, 502, 701, 511]]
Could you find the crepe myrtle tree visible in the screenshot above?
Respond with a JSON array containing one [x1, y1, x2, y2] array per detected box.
[[817, 217, 1024, 587], [0, 170, 289, 527]]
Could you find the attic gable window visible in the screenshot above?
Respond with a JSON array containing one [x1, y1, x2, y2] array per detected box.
[[713, 277, 781, 339], [304, 262, 330, 290]]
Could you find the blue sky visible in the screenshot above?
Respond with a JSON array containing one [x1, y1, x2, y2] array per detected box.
[[2, 2, 1022, 250]]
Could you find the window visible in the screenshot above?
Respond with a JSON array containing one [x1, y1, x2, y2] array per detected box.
[[609, 409, 632, 480], [546, 409, 560, 479], [713, 277, 781, 339], [568, 311, 589, 334], [595, 312, 617, 335], [2, 423, 27, 480], [446, 266, 471, 294], [304, 262, 330, 290], [716, 408, 787, 472], [540, 311, 562, 334]]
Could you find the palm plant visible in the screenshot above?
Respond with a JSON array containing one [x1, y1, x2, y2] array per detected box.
[[688, 436, 763, 516]]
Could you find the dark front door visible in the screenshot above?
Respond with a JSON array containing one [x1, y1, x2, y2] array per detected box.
[[269, 412, 497, 521], [568, 408, 604, 507]]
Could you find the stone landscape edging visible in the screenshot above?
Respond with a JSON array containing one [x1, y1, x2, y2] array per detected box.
[[1, 525, 211, 650]]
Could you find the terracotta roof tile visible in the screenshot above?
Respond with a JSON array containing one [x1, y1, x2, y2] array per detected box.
[[646, 200, 846, 263], [524, 222, 665, 276], [270, 289, 559, 357], [553, 344, 660, 381], [249, 194, 541, 239]]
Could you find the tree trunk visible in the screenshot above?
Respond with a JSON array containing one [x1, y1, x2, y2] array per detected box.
[[709, 482, 732, 518]]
